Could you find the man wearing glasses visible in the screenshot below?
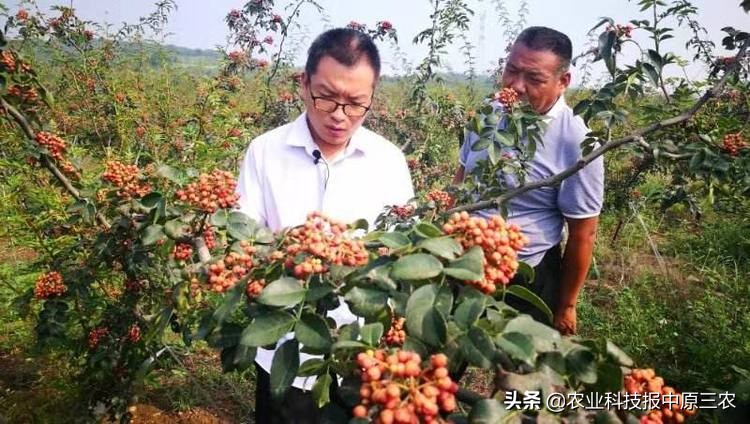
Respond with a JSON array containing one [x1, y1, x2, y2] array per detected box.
[[237, 28, 414, 423]]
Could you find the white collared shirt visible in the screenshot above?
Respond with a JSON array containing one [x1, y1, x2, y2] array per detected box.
[[237, 112, 414, 389]]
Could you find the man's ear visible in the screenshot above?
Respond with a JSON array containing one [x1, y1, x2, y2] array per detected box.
[[298, 72, 309, 98], [560, 71, 572, 89]]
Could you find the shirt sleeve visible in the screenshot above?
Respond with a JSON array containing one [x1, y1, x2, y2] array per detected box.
[[458, 130, 478, 167], [557, 118, 604, 219], [236, 140, 268, 227]]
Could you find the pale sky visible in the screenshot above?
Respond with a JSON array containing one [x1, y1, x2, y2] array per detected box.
[[7, 0, 750, 82]]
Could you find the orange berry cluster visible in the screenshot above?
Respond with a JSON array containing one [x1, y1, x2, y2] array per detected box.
[[176, 170, 239, 213], [206, 241, 256, 292], [354, 350, 458, 424], [173, 243, 193, 261], [1, 51, 16, 71], [721, 133, 746, 156], [101, 161, 152, 199], [7, 85, 38, 102], [383, 317, 406, 346], [493, 87, 520, 108], [282, 212, 368, 279], [126, 324, 141, 343], [35, 132, 66, 162], [203, 226, 217, 250], [425, 190, 455, 210], [624, 368, 697, 424], [442, 212, 528, 293], [245, 278, 266, 298], [88, 327, 109, 349], [34, 271, 66, 299]]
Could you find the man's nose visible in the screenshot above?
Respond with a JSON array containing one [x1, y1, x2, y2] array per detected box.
[[330, 104, 347, 121]]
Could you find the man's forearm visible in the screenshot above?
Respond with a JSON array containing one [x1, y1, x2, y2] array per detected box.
[[558, 219, 598, 309]]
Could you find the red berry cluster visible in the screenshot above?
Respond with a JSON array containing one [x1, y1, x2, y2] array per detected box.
[[347, 21, 365, 31], [203, 226, 217, 250], [228, 127, 243, 137], [391, 205, 416, 220], [245, 278, 266, 298], [7, 84, 38, 102], [35, 132, 66, 161], [228, 50, 247, 65], [271, 14, 283, 23], [1, 51, 16, 72], [263, 36, 274, 45], [378, 21, 393, 31], [101, 161, 152, 199], [88, 327, 109, 349], [383, 317, 406, 346], [16, 9, 29, 21], [124, 278, 144, 293], [354, 350, 458, 423], [126, 324, 141, 343], [206, 241, 257, 292], [34, 271, 66, 299], [493, 87, 520, 108], [425, 190, 455, 211], [721, 133, 746, 156], [443, 212, 528, 293], [624, 368, 697, 424], [279, 91, 295, 103], [608, 23, 634, 38], [282, 212, 369, 279], [176, 170, 239, 213], [173, 243, 193, 261]]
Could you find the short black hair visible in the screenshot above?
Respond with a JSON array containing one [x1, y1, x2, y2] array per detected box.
[[514, 26, 572, 72], [305, 28, 381, 81]]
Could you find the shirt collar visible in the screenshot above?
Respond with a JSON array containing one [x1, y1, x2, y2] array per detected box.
[[543, 95, 567, 119], [286, 112, 370, 160]]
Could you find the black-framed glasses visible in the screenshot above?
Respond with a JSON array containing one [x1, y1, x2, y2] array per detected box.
[[308, 87, 371, 117]]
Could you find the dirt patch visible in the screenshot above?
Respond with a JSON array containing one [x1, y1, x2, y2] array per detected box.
[[0, 237, 38, 265], [129, 404, 231, 424]]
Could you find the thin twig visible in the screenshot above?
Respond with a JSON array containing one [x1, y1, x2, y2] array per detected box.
[[1, 97, 111, 229]]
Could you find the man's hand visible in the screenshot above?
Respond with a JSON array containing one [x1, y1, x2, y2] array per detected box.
[[554, 304, 577, 335]]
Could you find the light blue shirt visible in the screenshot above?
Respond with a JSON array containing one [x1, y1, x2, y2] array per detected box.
[[459, 96, 604, 266]]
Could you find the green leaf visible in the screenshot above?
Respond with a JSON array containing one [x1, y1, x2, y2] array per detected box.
[[345, 287, 388, 318], [454, 293, 486, 329], [350, 218, 369, 232], [443, 246, 484, 281], [196, 283, 244, 339], [459, 327, 495, 368], [505, 285, 553, 324], [227, 220, 254, 241], [405, 284, 452, 347], [417, 237, 463, 260], [239, 311, 295, 347], [495, 131, 515, 147], [157, 164, 187, 184], [211, 209, 230, 227], [366, 264, 397, 291], [295, 313, 332, 353], [298, 358, 327, 377], [379, 232, 411, 249], [360, 323, 384, 346], [471, 137, 491, 151], [606, 340, 634, 367], [502, 315, 561, 352], [312, 372, 332, 408], [331, 340, 368, 351], [390, 253, 443, 280], [142, 224, 166, 246], [496, 332, 536, 365], [566, 347, 598, 384], [164, 219, 190, 239], [591, 362, 623, 394], [257, 277, 306, 307], [270, 339, 300, 399], [515, 262, 534, 283], [414, 222, 444, 238]]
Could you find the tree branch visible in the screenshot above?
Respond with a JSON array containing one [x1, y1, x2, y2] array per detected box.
[[1, 97, 111, 229], [449, 38, 749, 215]]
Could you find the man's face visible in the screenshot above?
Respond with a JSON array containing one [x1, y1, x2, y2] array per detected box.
[[301, 55, 375, 149], [501, 43, 571, 114]]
